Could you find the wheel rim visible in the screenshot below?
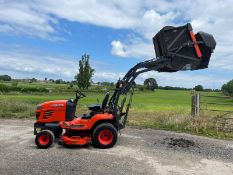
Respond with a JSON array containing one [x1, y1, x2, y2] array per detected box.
[[98, 130, 113, 145], [38, 134, 50, 145]]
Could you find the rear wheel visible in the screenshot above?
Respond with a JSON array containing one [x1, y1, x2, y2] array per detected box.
[[35, 130, 55, 149], [92, 123, 117, 149]]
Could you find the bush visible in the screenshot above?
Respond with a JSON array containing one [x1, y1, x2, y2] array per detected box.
[[0, 84, 10, 92], [138, 86, 145, 91], [30, 78, 37, 83], [135, 85, 145, 91], [55, 79, 64, 84], [11, 81, 18, 87]]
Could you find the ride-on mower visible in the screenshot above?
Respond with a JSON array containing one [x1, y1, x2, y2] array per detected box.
[[34, 23, 216, 149]]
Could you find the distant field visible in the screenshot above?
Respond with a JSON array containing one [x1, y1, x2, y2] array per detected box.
[[0, 80, 232, 116], [0, 81, 233, 139], [0, 89, 232, 117]]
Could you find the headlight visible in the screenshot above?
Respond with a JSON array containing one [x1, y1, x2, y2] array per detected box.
[[36, 105, 42, 110]]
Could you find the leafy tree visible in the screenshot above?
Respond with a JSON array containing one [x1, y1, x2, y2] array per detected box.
[[194, 85, 204, 91], [144, 78, 158, 91], [75, 54, 95, 89], [222, 80, 233, 96], [0, 75, 11, 81], [221, 84, 227, 94], [30, 78, 37, 83]]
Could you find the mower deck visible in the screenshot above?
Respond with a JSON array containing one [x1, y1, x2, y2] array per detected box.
[[61, 134, 91, 145]]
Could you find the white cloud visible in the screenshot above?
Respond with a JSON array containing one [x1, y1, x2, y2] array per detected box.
[[94, 71, 124, 82], [0, 49, 77, 79], [111, 40, 127, 57], [0, 0, 232, 87], [0, 46, 120, 82], [111, 39, 154, 58], [38, 0, 140, 29], [0, 0, 141, 39], [0, 1, 58, 39]]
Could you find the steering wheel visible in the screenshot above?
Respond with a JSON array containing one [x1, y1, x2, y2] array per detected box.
[[75, 90, 86, 99]]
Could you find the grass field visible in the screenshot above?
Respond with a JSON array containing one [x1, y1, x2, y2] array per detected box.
[[0, 90, 205, 117], [0, 81, 233, 139]]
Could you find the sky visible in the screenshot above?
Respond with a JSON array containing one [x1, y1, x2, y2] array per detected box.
[[0, 0, 232, 89]]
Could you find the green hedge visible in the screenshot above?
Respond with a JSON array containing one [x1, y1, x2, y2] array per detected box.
[[0, 84, 49, 93]]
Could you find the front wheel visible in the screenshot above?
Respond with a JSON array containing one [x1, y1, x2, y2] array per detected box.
[[92, 123, 117, 149], [35, 130, 55, 149]]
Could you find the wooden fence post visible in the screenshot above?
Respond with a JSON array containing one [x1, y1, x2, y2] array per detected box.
[[196, 94, 200, 116], [191, 95, 196, 117], [191, 93, 200, 117]]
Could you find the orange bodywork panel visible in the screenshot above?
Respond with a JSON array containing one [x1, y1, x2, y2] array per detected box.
[[189, 31, 202, 58], [59, 113, 115, 130], [36, 100, 67, 123]]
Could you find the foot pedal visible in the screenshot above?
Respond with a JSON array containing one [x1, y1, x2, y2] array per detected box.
[[58, 140, 63, 145]]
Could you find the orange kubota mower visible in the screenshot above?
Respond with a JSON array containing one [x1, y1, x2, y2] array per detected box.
[[34, 23, 216, 149]]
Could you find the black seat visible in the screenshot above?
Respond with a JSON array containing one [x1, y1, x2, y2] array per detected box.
[[81, 113, 93, 119], [87, 92, 110, 112], [101, 92, 110, 110], [82, 92, 110, 120], [88, 104, 101, 111]]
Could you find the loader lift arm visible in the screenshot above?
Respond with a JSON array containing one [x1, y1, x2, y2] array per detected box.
[[108, 57, 171, 130], [108, 23, 216, 130]]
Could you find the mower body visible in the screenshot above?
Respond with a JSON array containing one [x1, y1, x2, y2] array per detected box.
[[34, 92, 118, 149]]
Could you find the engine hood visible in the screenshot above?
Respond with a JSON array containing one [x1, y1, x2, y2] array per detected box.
[[37, 100, 67, 110]]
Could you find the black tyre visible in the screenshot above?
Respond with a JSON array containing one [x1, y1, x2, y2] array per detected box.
[[35, 130, 55, 149], [92, 123, 117, 149], [53, 127, 63, 138]]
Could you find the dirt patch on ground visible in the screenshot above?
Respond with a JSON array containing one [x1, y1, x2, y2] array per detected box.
[[163, 137, 195, 148]]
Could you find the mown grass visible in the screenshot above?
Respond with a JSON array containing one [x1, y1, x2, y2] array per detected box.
[[0, 92, 106, 118], [0, 88, 233, 139], [0, 90, 193, 118]]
